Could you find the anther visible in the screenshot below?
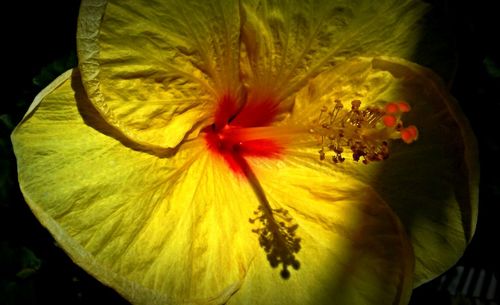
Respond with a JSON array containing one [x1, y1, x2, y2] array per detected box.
[[318, 149, 325, 161], [351, 100, 361, 111]]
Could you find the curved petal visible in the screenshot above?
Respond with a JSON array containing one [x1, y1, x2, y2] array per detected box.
[[77, 0, 242, 150], [13, 70, 414, 305], [12, 70, 257, 305], [239, 0, 428, 101], [284, 56, 479, 286]]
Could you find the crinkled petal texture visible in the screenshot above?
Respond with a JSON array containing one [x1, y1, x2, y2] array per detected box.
[[284, 56, 478, 286], [239, 0, 427, 101], [77, 0, 427, 149], [78, 0, 242, 149], [12, 70, 414, 305]]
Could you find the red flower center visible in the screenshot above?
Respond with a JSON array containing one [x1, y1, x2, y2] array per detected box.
[[203, 94, 283, 174]]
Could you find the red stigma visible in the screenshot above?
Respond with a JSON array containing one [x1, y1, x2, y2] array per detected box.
[[204, 94, 282, 174]]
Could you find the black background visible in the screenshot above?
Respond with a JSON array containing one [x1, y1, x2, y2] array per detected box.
[[1, 1, 498, 304]]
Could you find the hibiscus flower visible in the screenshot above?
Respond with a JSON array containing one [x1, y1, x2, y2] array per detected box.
[[11, 0, 478, 304]]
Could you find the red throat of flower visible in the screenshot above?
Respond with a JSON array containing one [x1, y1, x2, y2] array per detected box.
[[203, 94, 283, 175]]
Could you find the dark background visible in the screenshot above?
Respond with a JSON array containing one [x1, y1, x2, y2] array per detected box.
[[1, 1, 498, 304]]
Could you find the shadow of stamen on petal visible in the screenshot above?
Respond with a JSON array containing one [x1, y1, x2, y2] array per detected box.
[[249, 206, 301, 279], [232, 152, 301, 279]]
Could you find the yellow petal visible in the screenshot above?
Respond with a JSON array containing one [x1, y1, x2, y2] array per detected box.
[[240, 0, 428, 101], [13, 70, 414, 305], [284, 56, 479, 286], [12, 70, 256, 305], [77, 0, 242, 149], [229, 157, 415, 305]]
